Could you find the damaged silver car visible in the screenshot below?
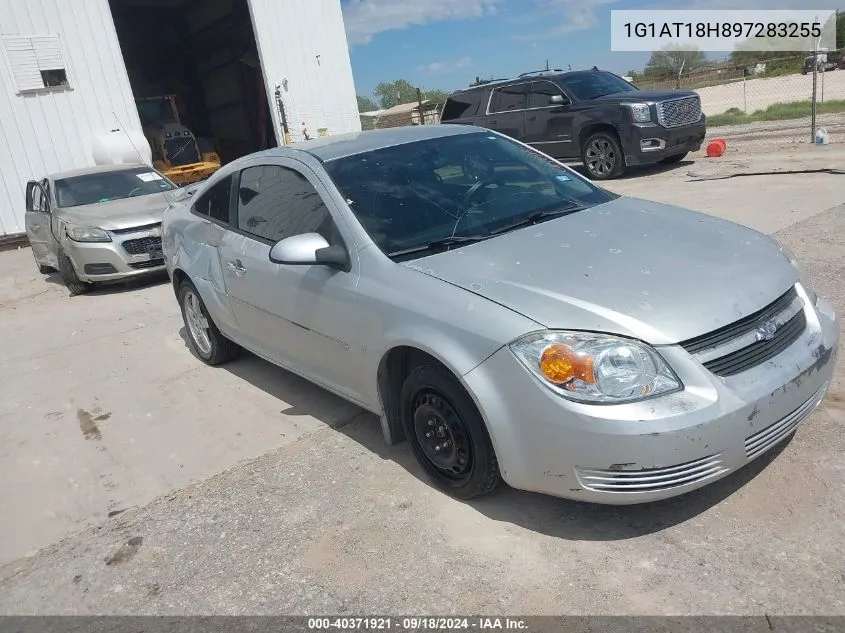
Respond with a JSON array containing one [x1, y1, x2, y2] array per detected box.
[[25, 164, 178, 295], [162, 125, 838, 505]]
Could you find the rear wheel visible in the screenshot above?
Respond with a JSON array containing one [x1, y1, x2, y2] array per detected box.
[[57, 251, 91, 296], [178, 280, 240, 365], [400, 363, 500, 499], [582, 131, 625, 180], [659, 152, 688, 165]]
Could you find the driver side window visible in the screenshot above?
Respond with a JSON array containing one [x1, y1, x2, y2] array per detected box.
[[236, 165, 338, 245]]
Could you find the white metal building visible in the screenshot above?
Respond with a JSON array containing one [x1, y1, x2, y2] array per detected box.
[[0, 0, 361, 238]]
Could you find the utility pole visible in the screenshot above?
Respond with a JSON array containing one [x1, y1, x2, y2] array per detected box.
[[545, 59, 549, 71]]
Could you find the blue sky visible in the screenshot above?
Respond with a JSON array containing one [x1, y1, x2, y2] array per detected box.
[[341, 0, 843, 100]]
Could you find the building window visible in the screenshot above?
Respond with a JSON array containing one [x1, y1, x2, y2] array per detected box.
[[1, 35, 70, 93]]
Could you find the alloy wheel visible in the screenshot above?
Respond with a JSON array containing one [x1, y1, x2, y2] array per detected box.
[[585, 138, 617, 177], [184, 289, 212, 356]]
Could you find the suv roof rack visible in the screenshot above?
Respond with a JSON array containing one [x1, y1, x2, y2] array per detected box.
[[518, 69, 564, 77]]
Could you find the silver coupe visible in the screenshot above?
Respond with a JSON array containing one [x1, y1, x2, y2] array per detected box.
[[161, 125, 838, 505]]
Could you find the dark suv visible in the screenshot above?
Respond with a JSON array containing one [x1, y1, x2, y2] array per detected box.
[[440, 69, 706, 180]]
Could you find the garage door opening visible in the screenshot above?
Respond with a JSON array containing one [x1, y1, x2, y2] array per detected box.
[[109, 0, 279, 183]]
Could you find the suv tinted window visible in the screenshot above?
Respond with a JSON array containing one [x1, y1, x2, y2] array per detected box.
[[559, 71, 637, 100], [529, 81, 566, 108], [193, 175, 231, 223], [236, 165, 334, 243], [441, 91, 485, 120], [489, 83, 529, 113]]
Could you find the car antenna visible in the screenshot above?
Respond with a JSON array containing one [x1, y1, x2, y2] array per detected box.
[[112, 110, 179, 207]]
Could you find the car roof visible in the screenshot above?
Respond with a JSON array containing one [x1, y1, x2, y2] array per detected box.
[[48, 163, 152, 181], [248, 124, 482, 163], [450, 69, 609, 95]]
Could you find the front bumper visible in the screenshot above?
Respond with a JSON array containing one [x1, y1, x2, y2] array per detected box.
[[621, 117, 706, 166], [463, 291, 838, 505], [64, 224, 166, 283]]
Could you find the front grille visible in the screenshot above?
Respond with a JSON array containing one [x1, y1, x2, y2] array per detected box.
[[575, 454, 727, 492], [111, 222, 161, 235], [680, 287, 807, 377], [702, 311, 806, 377], [122, 236, 162, 256], [128, 259, 165, 270], [657, 96, 702, 128], [745, 382, 828, 460]]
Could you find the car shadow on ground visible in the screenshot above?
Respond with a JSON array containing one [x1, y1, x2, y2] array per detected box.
[[191, 343, 793, 542], [569, 160, 695, 182], [44, 270, 169, 296]]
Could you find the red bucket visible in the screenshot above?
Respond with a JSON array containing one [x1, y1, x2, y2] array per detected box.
[[706, 139, 727, 157]]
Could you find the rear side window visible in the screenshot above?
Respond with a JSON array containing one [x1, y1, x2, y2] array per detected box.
[[489, 84, 529, 113], [193, 175, 232, 223], [441, 91, 484, 120]]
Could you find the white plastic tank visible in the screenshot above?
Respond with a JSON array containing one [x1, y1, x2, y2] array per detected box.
[[91, 128, 152, 166]]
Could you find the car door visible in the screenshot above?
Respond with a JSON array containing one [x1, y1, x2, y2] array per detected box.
[[484, 83, 529, 140], [222, 157, 367, 405], [524, 80, 576, 158], [25, 180, 59, 269]]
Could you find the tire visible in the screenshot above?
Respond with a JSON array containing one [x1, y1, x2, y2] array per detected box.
[[57, 250, 91, 296], [659, 152, 688, 165], [582, 130, 625, 180], [178, 279, 240, 365], [400, 363, 500, 499], [37, 264, 54, 274]]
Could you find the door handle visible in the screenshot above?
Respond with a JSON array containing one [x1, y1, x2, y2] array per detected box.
[[227, 259, 246, 275]]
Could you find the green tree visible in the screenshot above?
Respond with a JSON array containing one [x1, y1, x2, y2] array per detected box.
[[422, 89, 450, 103], [357, 95, 378, 112], [645, 45, 706, 76], [836, 10, 844, 49], [373, 79, 419, 109]]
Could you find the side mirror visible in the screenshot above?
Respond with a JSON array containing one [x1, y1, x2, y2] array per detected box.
[[269, 232, 350, 272], [549, 94, 567, 105]]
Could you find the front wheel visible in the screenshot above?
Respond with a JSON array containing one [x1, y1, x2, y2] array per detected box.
[[178, 280, 240, 365], [659, 152, 688, 165], [582, 131, 625, 180], [400, 363, 501, 500], [57, 251, 91, 296]]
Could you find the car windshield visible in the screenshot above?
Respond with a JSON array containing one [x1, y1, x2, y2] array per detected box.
[[560, 71, 638, 100], [54, 168, 175, 208], [323, 131, 617, 260]]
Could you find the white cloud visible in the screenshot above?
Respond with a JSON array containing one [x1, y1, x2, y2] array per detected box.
[[509, 0, 619, 41], [419, 56, 473, 74], [343, 0, 500, 45]]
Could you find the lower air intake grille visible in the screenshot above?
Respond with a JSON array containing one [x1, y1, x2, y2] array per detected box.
[[575, 454, 727, 492], [744, 382, 828, 460]]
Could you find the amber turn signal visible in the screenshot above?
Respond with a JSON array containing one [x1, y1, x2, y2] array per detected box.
[[539, 343, 595, 385]]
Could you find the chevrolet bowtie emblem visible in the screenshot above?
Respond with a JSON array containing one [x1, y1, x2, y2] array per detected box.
[[755, 320, 779, 342]]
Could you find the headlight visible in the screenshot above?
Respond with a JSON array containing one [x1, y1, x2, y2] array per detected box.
[[66, 225, 111, 242], [778, 244, 817, 304], [508, 331, 682, 404], [625, 102, 652, 123]]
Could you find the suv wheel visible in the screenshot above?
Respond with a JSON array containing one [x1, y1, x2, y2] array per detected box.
[[582, 131, 625, 180]]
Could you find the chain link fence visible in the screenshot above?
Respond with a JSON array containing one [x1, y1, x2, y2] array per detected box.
[[634, 49, 844, 146]]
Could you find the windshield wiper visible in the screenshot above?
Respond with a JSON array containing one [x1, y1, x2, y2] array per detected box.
[[487, 205, 586, 237], [387, 235, 487, 258]]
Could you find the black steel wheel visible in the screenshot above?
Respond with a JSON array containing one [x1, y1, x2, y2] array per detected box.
[[582, 131, 625, 180], [401, 363, 500, 499]]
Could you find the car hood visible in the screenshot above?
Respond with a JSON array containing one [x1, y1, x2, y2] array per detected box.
[[55, 192, 175, 231], [593, 90, 698, 103], [404, 197, 798, 345]]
